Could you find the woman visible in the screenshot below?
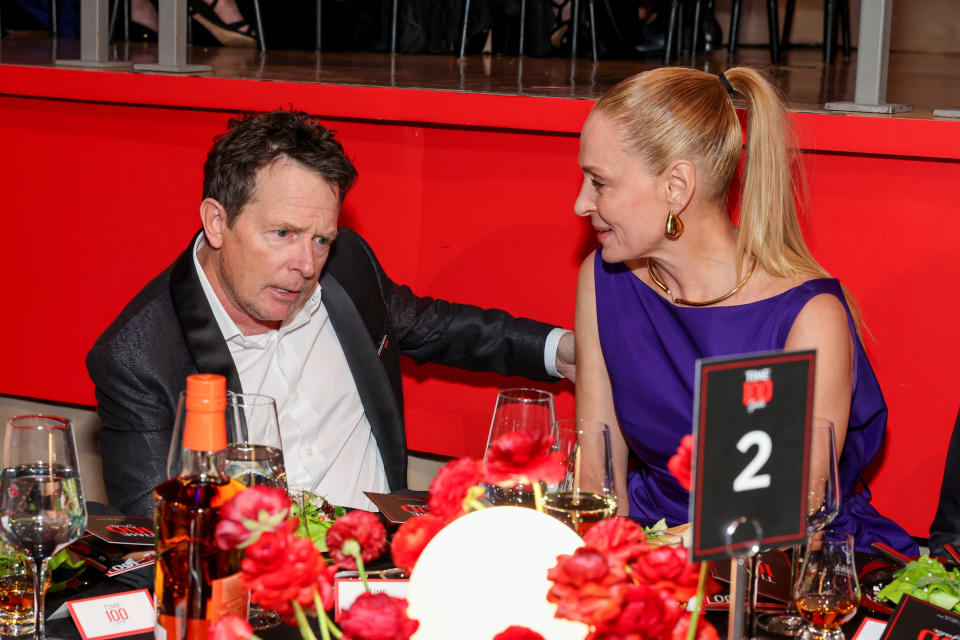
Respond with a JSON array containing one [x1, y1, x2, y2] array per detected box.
[[574, 66, 916, 553]]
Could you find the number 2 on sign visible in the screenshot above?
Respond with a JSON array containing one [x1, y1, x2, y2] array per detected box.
[[732, 430, 772, 492]]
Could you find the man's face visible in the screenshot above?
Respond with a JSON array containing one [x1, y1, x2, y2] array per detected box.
[[208, 159, 340, 335]]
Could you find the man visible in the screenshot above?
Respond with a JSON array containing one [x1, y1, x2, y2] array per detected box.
[[87, 109, 574, 516]]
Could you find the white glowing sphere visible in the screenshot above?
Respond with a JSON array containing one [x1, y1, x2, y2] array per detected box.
[[407, 506, 588, 640]]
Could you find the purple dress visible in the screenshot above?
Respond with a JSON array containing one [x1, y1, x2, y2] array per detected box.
[[594, 251, 917, 554]]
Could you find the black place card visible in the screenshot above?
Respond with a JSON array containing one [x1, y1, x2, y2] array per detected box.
[[690, 350, 815, 562], [364, 492, 429, 524], [710, 548, 794, 603], [86, 516, 154, 546], [880, 595, 960, 640]]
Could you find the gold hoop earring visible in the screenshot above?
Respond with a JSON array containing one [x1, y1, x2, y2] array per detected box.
[[664, 210, 684, 239]]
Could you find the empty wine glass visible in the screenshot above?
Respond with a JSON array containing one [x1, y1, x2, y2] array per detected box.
[[758, 418, 841, 636], [0, 415, 87, 640], [794, 533, 860, 640], [483, 388, 555, 507], [544, 419, 616, 536]]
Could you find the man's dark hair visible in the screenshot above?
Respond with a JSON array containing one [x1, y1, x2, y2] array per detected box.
[[203, 109, 358, 225]]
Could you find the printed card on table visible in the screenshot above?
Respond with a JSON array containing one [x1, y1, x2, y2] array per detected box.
[[879, 595, 960, 640], [364, 492, 429, 523], [66, 589, 154, 640]]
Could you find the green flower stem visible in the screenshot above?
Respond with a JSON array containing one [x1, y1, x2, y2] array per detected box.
[[686, 561, 709, 640], [353, 552, 370, 591], [466, 498, 487, 512], [533, 481, 545, 513], [293, 600, 319, 640], [314, 593, 342, 640]]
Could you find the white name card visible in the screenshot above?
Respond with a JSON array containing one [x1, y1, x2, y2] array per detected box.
[[66, 588, 154, 639], [334, 578, 409, 621], [852, 617, 888, 640]]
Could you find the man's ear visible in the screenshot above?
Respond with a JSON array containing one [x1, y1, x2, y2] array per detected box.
[[200, 198, 228, 249], [663, 159, 697, 214]]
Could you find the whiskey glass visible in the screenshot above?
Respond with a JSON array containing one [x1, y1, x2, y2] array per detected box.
[[794, 533, 860, 640]]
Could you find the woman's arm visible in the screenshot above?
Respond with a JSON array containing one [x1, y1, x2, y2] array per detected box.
[[784, 292, 855, 451], [574, 253, 631, 514]]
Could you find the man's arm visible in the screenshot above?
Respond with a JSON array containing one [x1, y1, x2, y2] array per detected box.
[[86, 333, 182, 517]]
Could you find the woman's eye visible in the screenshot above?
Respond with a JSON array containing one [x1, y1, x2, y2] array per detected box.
[[591, 178, 605, 191]]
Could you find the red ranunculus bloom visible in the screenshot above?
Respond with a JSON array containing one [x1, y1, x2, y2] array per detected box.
[[671, 613, 720, 640], [493, 626, 547, 640], [325, 510, 387, 570], [583, 517, 650, 564], [630, 546, 701, 603], [390, 514, 447, 571], [668, 435, 693, 491], [209, 615, 254, 640], [427, 457, 485, 521], [597, 583, 683, 638], [340, 592, 419, 640], [547, 547, 629, 627], [242, 528, 332, 622], [216, 485, 293, 550], [484, 429, 565, 487]]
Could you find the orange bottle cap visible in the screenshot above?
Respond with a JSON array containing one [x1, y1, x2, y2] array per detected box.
[[183, 374, 227, 452]]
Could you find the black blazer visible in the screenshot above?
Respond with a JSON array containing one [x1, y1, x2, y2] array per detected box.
[[87, 228, 558, 516]]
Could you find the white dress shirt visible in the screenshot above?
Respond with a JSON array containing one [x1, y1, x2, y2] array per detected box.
[[193, 235, 388, 510]]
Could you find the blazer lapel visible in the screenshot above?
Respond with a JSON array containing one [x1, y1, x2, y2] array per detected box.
[[168, 233, 243, 394], [320, 271, 406, 490]]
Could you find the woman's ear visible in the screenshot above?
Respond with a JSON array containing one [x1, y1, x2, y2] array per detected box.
[[199, 198, 228, 249], [664, 159, 697, 213]]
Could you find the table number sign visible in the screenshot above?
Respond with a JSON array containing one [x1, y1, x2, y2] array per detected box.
[[690, 350, 815, 562], [879, 595, 960, 640], [66, 589, 154, 640]]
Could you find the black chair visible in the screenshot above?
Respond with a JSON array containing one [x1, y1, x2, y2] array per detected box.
[[781, 0, 851, 63], [726, 0, 781, 64], [928, 406, 960, 557]]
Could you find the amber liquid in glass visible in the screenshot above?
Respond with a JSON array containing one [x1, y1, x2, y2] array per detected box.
[[795, 594, 858, 627], [154, 475, 245, 640]]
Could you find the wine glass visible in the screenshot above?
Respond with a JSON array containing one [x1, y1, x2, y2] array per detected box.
[[758, 418, 841, 636], [794, 533, 860, 640], [544, 419, 616, 536], [0, 415, 87, 640], [483, 388, 555, 507]]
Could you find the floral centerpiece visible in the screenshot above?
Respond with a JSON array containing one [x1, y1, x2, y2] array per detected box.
[[210, 427, 710, 640]]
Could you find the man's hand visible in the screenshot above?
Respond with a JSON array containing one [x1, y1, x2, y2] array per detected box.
[[556, 330, 576, 383]]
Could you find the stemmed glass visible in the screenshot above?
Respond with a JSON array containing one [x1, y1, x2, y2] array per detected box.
[[545, 419, 617, 536], [483, 388, 556, 507], [759, 419, 841, 636], [0, 416, 87, 640], [794, 533, 860, 640]]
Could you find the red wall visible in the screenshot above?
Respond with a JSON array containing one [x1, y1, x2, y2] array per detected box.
[[0, 66, 957, 537]]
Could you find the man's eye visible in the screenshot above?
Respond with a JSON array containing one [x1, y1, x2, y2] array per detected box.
[[275, 229, 290, 238], [591, 178, 605, 191], [314, 236, 329, 246]]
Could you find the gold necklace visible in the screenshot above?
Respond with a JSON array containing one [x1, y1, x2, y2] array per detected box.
[[647, 257, 758, 307]]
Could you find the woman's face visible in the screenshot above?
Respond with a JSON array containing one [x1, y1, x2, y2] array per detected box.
[[574, 112, 666, 264]]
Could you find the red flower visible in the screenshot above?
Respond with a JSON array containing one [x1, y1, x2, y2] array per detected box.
[[428, 457, 485, 521], [583, 517, 650, 564], [340, 592, 419, 640], [493, 626, 547, 640], [216, 485, 292, 550], [242, 528, 334, 621], [325, 510, 387, 570], [630, 546, 701, 603], [671, 613, 720, 640], [668, 435, 693, 491], [598, 583, 683, 638], [484, 429, 565, 487], [209, 615, 254, 640], [547, 547, 629, 626], [390, 514, 447, 571]]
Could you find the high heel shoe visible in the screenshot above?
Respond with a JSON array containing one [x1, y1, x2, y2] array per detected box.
[[189, 0, 257, 48]]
